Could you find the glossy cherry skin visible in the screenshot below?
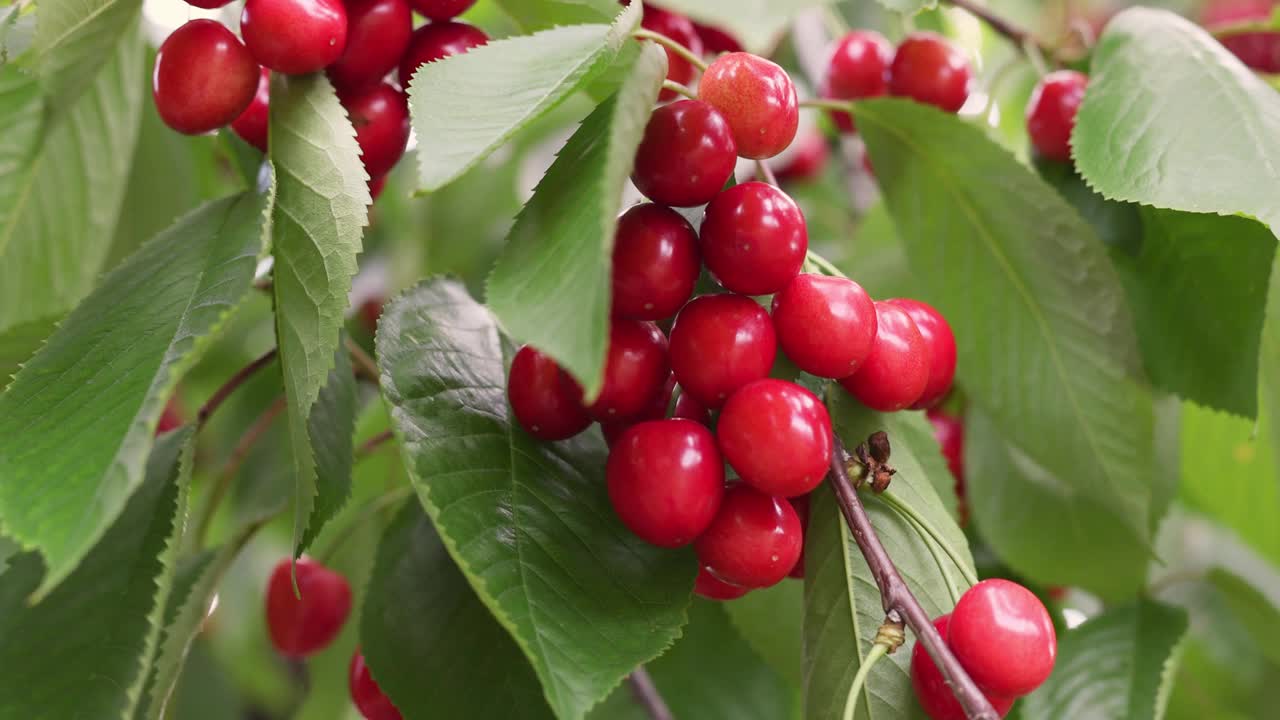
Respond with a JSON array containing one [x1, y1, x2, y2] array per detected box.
[[698, 52, 799, 159], [695, 484, 802, 588], [185, 0, 235, 8], [787, 494, 809, 579], [839, 301, 929, 411], [641, 6, 703, 101], [886, 298, 956, 409], [821, 30, 892, 133], [672, 388, 711, 425], [912, 615, 1015, 720], [328, 0, 413, 93], [949, 579, 1057, 697], [342, 82, 411, 179], [695, 566, 749, 600], [700, 182, 807, 296], [231, 68, 271, 152], [607, 419, 725, 547], [398, 21, 489, 88], [693, 22, 742, 55], [507, 346, 592, 441], [587, 320, 670, 422], [717, 379, 832, 498], [241, 0, 347, 75], [153, 20, 260, 135], [669, 294, 776, 409], [775, 132, 829, 183], [611, 204, 701, 321], [771, 273, 876, 379], [601, 374, 675, 447], [631, 100, 737, 208], [265, 557, 352, 657], [888, 32, 973, 113], [409, 0, 476, 20], [1025, 70, 1088, 163], [349, 651, 403, 720]]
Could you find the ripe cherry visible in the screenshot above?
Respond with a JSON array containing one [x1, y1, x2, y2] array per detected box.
[[888, 32, 972, 113], [948, 579, 1057, 698], [342, 82, 411, 179], [156, 396, 185, 435], [695, 484, 802, 588], [349, 651, 403, 720], [587, 320, 670, 421], [606, 419, 725, 547], [409, 0, 476, 20], [328, 0, 413, 93], [911, 615, 1015, 720], [185, 0, 234, 7], [1025, 70, 1088, 163], [601, 374, 675, 447], [241, 0, 348, 75], [265, 557, 352, 657], [631, 100, 737, 208], [787, 494, 809, 579], [700, 181, 807, 296], [775, 132, 830, 183], [927, 408, 965, 512], [669, 294, 776, 409], [231, 69, 271, 152], [641, 6, 703, 101], [717, 379, 832, 498], [839, 301, 929, 411], [398, 21, 489, 88], [695, 566, 749, 600], [369, 175, 388, 201], [611, 204, 701, 321], [886, 298, 956, 409], [771, 273, 876, 379], [698, 52, 799, 159], [153, 20, 260, 135], [672, 388, 711, 425], [821, 30, 892, 133], [507, 346, 592, 441], [693, 22, 742, 55]]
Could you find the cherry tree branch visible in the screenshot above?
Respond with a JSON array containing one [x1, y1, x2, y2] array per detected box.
[[196, 347, 278, 427], [626, 668, 673, 720]]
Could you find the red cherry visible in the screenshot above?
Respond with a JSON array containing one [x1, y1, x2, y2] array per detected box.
[[692, 22, 742, 55], [587, 320, 670, 421], [328, 0, 413, 93], [1025, 70, 1088, 163], [1220, 32, 1280, 73], [821, 30, 892, 133], [787, 494, 809, 579], [601, 374, 675, 447], [771, 273, 876, 379], [611, 204, 701, 321], [156, 396, 184, 435], [606, 419, 725, 547], [775, 132, 829, 183], [641, 6, 703, 101], [631, 100, 737, 208], [839, 301, 929, 411], [153, 20, 259, 135], [700, 182, 807, 296], [359, 297, 385, 333], [185, 0, 234, 8], [507, 346, 592, 441], [342, 82, 410, 179], [888, 32, 972, 113], [669, 294, 776, 409], [698, 52, 799, 159], [265, 557, 352, 657], [949, 579, 1057, 697], [349, 651, 403, 720], [695, 484, 802, 588], [695, 566, 749, 600], [409, 0, 476, 21], [927, 407, 965, 497], [1201, 0, 1274, 26], [398, 21, 489, 88], [911, 615, 1015, 720], [369, 175, 388, 201], [231, 68, 271, 153], [241, 0, 347, 75], [886, 298, 956, 409], [672, 387, 711, 425], [717, 379, 832, 498]]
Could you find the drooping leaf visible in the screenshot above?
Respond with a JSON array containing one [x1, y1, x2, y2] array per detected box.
[[410, 1, 640, 191], [377, 278, 694, 720], [652, 0, 857, 54], [0, 190, 269, 597], [33, 0, 141, 111], [266, 72, 369, 554], [1022, 599, 1188, 720], [486, 41, 665, 399], [1074, 8, 1280, 233], [494, 0, 616, 31], [298, 339, 358, 551]]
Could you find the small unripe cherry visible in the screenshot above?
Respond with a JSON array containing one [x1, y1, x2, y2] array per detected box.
[[698, 52, 799, 159], [888, 32, 973, 113], [398, 21, 489, 88], [606, 419, 725, 547], [1025, 70, 1088, 163], [631, 100, 738, 208], [328, 0, 413, 93], [342, 82, 411, 179], [839, 301, 929, 412], [241, 0, 348, 75], [717, 379, 832, 498], [588, 320, 670, 421], [640, 6, 703, 101], [265, 557, 352, 657], [948, 579, 1057, 697], [507, 346, 592, 441], [611, 204, 701, 321], [695, 566, 749, 601], [787, 494, 809, 579], [692, 22, 742, 55], [409, 0, 476, 20], [911, 615, 1015, 720], [821, 29, 892, 133], [231, 68, 271, 153], [349, 651, 403, 720], [771, 273, 877, 379], [700, 181, 808, 296], [695, 484, 802, 588], [669, 294, 776, 409], [153, 20, 260, 135], [886, 298, 956, 409]]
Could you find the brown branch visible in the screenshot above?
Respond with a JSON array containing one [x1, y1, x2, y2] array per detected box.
[[942, 0, 1052, 59], [194, 396, 287, 548], [355, 429, 395, 458], [626, 668, 673, 720], [828, 435, 999, 720], [344, 336, 381, 386], [196, 348, 278, 427]]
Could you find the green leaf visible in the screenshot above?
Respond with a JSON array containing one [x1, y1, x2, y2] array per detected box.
[[725, 581, 804, 690], [377, 278, 694, 720], [0, 313, 59, 390], [486, 41, 665, 399], [1074, 8, 1280, 233], [266, 72, 369, 555], [652, 0, 851, 54], [1, 5, 35, 63], [298, 339, 358, 551], [0, 428, 187, 720], [34, 0, 141, 111], [856, 98, 1157, 568], [803, 394, 976, 720], [1022, 599, 1188, 720], [362, 501, 555, 720], [410, 1, 639, 192], [494, 0, 616, 31], [1207, 569, 1280, 666], [0, 190, 269, 597]]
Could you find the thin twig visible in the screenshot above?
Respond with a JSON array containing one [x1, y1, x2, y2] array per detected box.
[[196, 348, 278, 428], [633, 28, 709, 71], [356, 429, 395, 458], [194, 396, 287, 549], [344, 336, 380, 385], [942, 0, 1055, 61], [626, 667, 673, 720]]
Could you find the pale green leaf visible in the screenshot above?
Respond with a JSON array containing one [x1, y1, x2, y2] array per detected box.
[[494, 0, 615, 31], [34, 0, 141, 111]]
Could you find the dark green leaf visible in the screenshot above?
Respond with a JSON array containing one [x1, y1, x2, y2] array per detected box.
[[33, 0, 141, 111], [725, 581, 804, 690], [299, 340, 357, 551]]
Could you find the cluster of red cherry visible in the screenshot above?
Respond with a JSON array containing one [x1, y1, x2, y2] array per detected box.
[[151, 0, 490, 198]]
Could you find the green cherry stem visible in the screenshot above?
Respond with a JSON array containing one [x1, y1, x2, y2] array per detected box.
[[879, 488, 980, 587], [633, 28, 708, 72], [885, 498, 963, 604], [843, 642, 890, 720], [798, 97, 855, 114], [661, 79, 697, 100], [805, 250, 848, 279]]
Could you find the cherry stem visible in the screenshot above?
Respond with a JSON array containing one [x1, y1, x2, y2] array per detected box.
[[799, 98, 855, 113], [941, 0, 1055, 62], [844, 642, 890, 720], [626, 667, 673, 720], [753, 158, 779, 186], [345, 336, 380, 385], [196, 347, 278, 428], [661, 79, 697, 99], [356, 428, 395, 458], [194, 396, 287, 549], [879, 488, 979, 587], [633, 28, 709, 72], [827, 436, 999, 720]]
